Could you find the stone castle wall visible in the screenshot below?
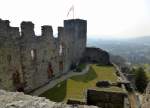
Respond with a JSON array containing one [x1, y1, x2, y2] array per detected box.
[[87, 89, 127, 108], [0, 18, 87, 92]]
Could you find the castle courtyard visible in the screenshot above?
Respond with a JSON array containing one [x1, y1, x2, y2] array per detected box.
[[40, 64, 126, 102]]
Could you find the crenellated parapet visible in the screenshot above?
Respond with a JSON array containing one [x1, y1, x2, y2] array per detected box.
[[0, 19, 21, 48], [0, 19, 10, 37], [0, 19, 10, 28], [0, 18, 87, 44], [58, 26, 64, 40]]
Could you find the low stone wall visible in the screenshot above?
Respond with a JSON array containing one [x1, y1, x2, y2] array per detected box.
[[87, 89, 127, 108], [67, 99, 86, 105]]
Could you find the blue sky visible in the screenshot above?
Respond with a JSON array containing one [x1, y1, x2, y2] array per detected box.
[[0, 0, 150, 39]]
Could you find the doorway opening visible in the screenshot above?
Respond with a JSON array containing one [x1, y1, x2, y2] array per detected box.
[[59, 61, 63, 72], [47, 63, 53, 79], [12, 70, 24, 92]]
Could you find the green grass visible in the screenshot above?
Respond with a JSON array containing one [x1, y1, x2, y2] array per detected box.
[[76, 63, 86, 72], [40, 64, 124, 102], [40, 81, 67, 102]]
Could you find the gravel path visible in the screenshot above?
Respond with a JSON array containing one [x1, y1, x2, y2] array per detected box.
[[30, 65, 90, 96]]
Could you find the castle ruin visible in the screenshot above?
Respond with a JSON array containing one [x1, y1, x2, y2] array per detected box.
[[0, 18, 87, 92]]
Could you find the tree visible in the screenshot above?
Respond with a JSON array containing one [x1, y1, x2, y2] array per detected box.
[[130, 68, 136, 74], [135, 67, 148, 93]]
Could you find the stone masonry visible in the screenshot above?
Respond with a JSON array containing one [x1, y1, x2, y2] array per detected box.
[[81, 47, 111, 65], [0, 89, 98, 108], [0, 18, 87, 93], [87, 89, 127, 108]]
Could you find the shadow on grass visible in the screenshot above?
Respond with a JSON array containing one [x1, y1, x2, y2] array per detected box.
[[40, 80, 67, 102], [71, 67, 98, 82]]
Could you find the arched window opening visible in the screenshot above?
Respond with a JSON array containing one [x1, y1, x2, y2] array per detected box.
[[59, 44, 63, 56]]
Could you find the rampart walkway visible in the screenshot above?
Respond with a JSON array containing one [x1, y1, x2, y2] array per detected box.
[[30, 65, 90, 96]]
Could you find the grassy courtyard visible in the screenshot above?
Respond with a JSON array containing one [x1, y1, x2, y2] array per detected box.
[[40, 64, 124, 102]]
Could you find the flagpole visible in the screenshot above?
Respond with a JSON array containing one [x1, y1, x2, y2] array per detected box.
[[67, 5, 75, 19], [73, 5, 74, 19]]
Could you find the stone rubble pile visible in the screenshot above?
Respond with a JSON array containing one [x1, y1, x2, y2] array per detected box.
[[0, 90, 97, 108]]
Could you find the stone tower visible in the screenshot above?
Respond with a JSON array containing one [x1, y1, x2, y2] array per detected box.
[[63, 19, 87, 66]]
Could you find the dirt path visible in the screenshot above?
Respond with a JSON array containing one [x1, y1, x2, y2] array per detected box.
[[128, 92, 138, 108]]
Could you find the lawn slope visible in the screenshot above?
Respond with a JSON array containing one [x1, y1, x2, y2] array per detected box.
[[40, 64, 124, 102]]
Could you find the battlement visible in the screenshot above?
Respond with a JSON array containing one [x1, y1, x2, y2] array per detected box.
[[41, 25, 53, 37], [0, 19, 10, 28], [0, 19, 10, 37], [0, 18, 87, 40], [64, 19, 87, 29], [21, 21, 35, 37], [0, 18, 87, 45], [58, 26, 64, 38]]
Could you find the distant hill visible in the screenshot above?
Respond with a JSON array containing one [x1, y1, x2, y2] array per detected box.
[[87, 36, 150, 64]]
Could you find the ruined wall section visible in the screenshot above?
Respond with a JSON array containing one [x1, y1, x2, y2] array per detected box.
[[20, 22, 60, 92], [0, 18, 87, 92], [0, 19, 23, 91], [58, 27, 72, 74], [41, 25, 60, 76], [87, 89, 127, 108]]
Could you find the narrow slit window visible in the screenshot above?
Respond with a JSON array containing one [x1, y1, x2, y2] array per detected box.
[[59, 44, 63, 56], [31, 49, 36, 60]]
